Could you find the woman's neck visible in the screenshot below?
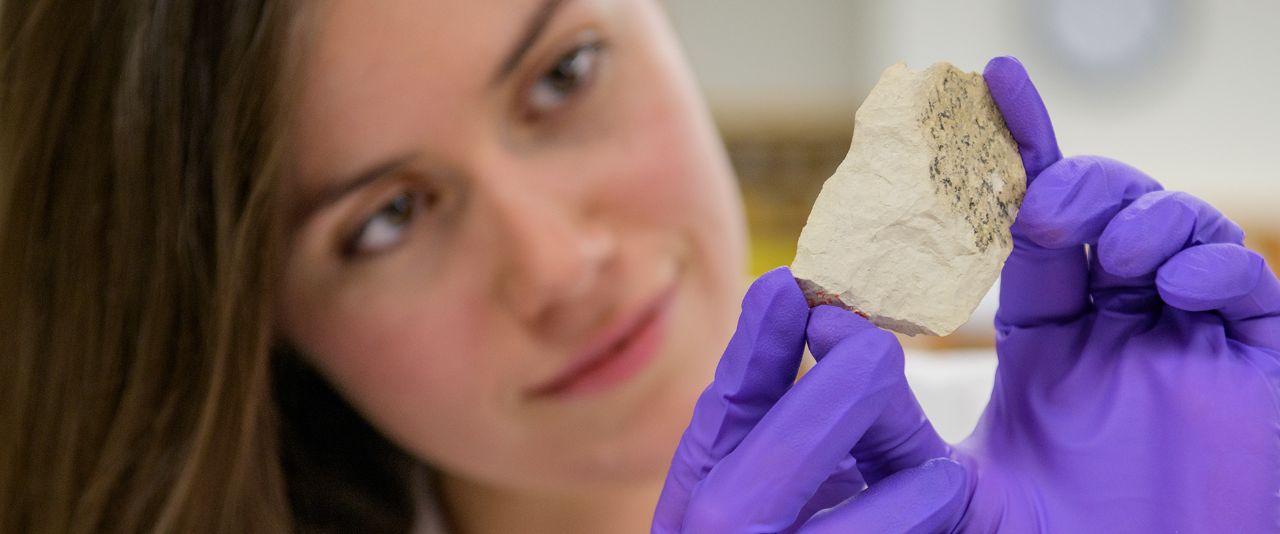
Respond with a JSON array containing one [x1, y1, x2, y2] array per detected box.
[[436, 472, 663, 534]]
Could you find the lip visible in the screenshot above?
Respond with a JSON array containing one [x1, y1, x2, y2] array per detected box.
[[528, 281, 678, 399]]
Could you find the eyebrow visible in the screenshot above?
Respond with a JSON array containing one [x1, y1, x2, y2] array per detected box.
[[295, 0, 568, 228], [492, 0, 567, 86]]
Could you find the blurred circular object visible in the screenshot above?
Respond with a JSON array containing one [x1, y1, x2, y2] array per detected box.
[[1037, 0, 1184, 78]]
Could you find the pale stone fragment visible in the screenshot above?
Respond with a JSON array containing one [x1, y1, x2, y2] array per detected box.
[[791, 62, 1026, 336]]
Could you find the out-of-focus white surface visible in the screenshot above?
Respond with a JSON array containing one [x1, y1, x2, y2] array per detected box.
[[663, 0, 886, 133], [667, 1, 1280, 222], [951, 278, 1001, 338], [904, 349, 998, 442]]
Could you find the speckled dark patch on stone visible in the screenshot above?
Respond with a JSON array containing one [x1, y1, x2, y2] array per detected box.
[[920, 67, 1024, 252]]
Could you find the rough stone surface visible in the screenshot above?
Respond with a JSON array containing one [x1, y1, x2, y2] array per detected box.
[[791, 62, 1025, 336]]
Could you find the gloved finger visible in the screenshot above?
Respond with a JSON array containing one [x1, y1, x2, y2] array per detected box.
[[1157, 243, 1280, 351], [808, 306, 950, 485], [984, 57, 1091, 331], [796, 458, 967, 534], [1090, 191, 1244, 314], [652, 266, 809, 533], [984, 56, 1062, 178], [997, 156, 1164, 329], [1016, 156, 1164, 250], [680, 310, 904, 533], [1098, 191, 1245, 277], [780, 456, 867, 534]]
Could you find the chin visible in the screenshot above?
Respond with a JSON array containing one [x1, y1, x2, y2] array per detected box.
[[540, 325, 721, 495]]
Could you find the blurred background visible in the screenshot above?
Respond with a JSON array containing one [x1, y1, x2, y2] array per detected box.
[[666, 0, 1279, 439]]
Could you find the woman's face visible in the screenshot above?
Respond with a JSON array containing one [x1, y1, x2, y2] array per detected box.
[[278, 0, 746, 495]]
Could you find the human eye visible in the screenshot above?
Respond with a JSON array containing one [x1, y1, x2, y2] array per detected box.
[[343, 190, 433, 258], [521, 34, 608, 122]]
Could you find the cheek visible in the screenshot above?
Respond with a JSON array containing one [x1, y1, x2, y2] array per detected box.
[[284, 284, 510, 454], [325, 306, 472, 396], [597, 6, 746, 272], [602, 76, 747, 285], [605, 120, 719, 213], [588, 45, 739, 240]]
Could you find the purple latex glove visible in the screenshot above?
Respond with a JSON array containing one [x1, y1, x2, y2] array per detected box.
[[816, 56, 1280, 531], [655, 56, 1280, 533], [651, 267, 967, 533], [949, 55, 1280, 531]]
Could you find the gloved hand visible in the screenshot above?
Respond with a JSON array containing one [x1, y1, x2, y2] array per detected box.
[[651, 267, 968, 533], [807, 56, 1280, 532]]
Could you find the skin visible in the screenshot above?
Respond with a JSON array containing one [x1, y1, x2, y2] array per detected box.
[[277, 0, 747, 531]]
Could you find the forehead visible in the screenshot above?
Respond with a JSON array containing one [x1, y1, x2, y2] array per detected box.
[[291, 0, 540, 184]]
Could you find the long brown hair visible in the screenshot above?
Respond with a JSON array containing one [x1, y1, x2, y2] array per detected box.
[[0, 2, 414, 532]]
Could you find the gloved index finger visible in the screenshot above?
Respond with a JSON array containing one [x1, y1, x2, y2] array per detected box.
[[984, 56, 1062, 179], [984, 56, 1092, 332], [652, 267, 809, 533]]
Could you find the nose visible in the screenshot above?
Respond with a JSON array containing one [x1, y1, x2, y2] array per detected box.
[[487, 176, 617, 326]]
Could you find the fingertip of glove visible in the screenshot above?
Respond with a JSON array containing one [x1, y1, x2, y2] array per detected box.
[[867, 458, 967, 506], [850, 458, 967, 532], [740, 266, 809, 329], [917, 458, 966, 490], [751, 266, 797, 292], [1157, 244, 1264, 310], [1097, 196, 1192, 277], [809, 303, 862, 323], [806, 306, 891, 359], [983, 56, 1027, 86], [745, 267, 805, 308], [915, 458, 969, 525]]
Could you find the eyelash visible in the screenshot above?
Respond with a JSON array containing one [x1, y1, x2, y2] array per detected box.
[[521, 37, 608, 122], [343, 189, 436, 259]]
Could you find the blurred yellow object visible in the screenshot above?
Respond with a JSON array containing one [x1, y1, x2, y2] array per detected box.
[[1245, 225, 1280, 277], [731, 136, 847, 277], [747, 230, 797, 277]]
